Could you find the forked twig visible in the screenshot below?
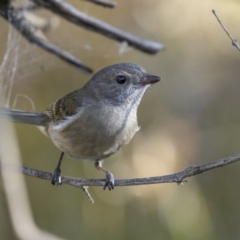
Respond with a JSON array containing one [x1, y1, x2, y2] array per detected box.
[[0, 6, 93, 73], [30, 0, 164, 54]]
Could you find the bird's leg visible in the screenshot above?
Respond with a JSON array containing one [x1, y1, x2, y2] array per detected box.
[[95, 160, 115, 190], [51, 152, 64, 185]]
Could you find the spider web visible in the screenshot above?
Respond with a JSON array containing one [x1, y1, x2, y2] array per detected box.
[[0, 10, 65, 108], [0, 0, 85, 109], [0, 28, 45, 107]]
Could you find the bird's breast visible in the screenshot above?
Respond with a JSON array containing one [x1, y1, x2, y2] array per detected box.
[[48, 104, 139, 160]]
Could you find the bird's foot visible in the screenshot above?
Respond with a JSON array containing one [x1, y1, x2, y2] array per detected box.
[[103, 171, 115, 190], [51, 167, 62, 186]]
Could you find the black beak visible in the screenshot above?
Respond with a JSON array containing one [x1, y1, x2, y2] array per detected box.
[[141, 74, 161, 85]]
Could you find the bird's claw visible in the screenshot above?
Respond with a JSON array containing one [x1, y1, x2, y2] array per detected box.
[[103, 171, 114, 190], [51, 168, 62, 186]]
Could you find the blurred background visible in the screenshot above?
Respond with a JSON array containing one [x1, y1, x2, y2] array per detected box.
[[1, 0, 240, 239]]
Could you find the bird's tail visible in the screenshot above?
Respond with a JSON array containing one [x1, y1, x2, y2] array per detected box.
[[0, 107, 50, 126]]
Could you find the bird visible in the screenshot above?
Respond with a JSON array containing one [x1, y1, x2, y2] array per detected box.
[[0, 63, 161, 190]]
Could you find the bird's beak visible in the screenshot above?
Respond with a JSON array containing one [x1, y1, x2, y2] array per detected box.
[[141, 74, 161, 85]]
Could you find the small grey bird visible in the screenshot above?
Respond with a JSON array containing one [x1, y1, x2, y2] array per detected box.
[[0, 63, 160, 190]]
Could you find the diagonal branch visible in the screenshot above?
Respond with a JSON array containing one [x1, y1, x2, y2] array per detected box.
[[30, 0, 165, 54], [86, 0, 117, 8], [0, 6, 93, 73], [1, 153, 240, 189], [212, 10, 240, 51]]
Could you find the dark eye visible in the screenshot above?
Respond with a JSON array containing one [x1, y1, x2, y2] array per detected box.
[[116, 75, 127, 84]]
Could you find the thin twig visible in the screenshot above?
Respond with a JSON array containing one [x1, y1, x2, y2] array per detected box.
[[85, 0, 116, 8], [0, 6, 93, 73], [1, 154, 240, 189], [212, 10, 240, 51], [81, 186, 94, 203], [30, 0, 164, 54]]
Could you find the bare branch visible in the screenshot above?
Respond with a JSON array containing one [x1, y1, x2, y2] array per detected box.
[[1, 154, 240, 189], [30, 0, 165, 54], [212, 10, 240, 51], [0, 6, 93, 73], [0, 0, 164, 73], [85, 0, 116, 8]]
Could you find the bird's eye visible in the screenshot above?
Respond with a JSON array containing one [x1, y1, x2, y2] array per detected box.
[[116, 75, 127, 84]]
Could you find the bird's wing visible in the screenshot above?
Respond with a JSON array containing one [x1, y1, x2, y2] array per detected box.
[[46, 89, 83, 132], [46, 89, 82, 121]]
